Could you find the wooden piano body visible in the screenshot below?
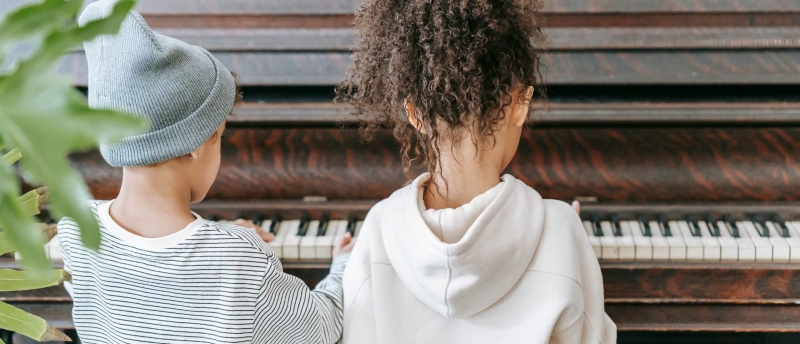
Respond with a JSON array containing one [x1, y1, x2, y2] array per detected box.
[[4, 0, 800, 342]]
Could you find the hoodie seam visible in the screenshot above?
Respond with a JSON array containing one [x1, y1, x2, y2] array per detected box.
[[443, 245, 453, 319], [581, 312, 605, 343], [343, 274, 372, 326], [525, 269, 583, 289]]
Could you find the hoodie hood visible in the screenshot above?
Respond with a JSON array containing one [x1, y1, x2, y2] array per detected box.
[[381, 173, 545, 319]]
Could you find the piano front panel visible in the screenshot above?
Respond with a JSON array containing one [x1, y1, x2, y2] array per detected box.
[[70, 127, 800, 202]]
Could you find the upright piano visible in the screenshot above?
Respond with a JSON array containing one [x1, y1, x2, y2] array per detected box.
[[4, 0, 800, 342]]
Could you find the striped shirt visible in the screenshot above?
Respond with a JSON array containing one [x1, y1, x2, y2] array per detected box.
[[58, 201, 348, 344]]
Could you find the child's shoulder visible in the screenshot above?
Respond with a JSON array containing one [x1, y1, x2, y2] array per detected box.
[[56, 200, 106, 231], [540, 198, 589, 248], [201, 221, 275, 257]]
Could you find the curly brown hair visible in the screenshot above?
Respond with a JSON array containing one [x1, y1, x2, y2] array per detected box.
[[229, 71, 244, 117], [336, 0, 546, 179]]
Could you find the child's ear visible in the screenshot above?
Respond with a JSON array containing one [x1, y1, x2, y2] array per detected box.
[[512, 86, 533, 127], [405, 99, 426, 134]]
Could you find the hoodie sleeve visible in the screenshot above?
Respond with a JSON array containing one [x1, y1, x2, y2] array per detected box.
[[252, 252, 349, 344], [552, 210, 617, 344]]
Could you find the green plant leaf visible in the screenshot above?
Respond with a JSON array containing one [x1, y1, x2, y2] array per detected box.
[[0, 0, 145, 265], [0, 160, 46, 272], [1, 148, 20, 165], [0, 0, 82, 43], [0, 269, 66, 292], [0, 0, 83, 64], [0, 224, 56, 256], [16, 188, 46, 218], [0, 232, 14, 256], [0, 300, 70, 342]]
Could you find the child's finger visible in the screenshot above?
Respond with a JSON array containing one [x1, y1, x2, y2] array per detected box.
[[339, 232, 352, 246], [259, 232, 275, 243], [571, 200, 581, 214]]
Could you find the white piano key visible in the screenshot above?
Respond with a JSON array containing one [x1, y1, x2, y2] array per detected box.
[[648, 220, 670, 260], [267, 221, 291, 258], [583, 221, 602, 259], [696, 221, 721, 261], [599, 221, 619, 260], [299, 220, 320, 260], [282, 220, 303, 260], [787, 222, 800, 262], [628, 221, 652, 260], [712, 221, 738, 261], [677, 221, 704, 261], [315, 220, 344, 260], [723, 221, 755, 262], [666, 221, 686, 261], [616, 221, 636, 260], [741, 221, 773, 262], [766, 221, 790, 263]]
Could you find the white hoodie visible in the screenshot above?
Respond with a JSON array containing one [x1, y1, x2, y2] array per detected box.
[[342, 174, 616, 344]]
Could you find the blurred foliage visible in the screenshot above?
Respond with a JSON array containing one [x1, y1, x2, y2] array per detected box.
[[0, 0, 145, 341]]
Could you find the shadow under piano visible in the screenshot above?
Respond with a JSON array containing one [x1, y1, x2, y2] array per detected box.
[[5, 0, 800, 343]]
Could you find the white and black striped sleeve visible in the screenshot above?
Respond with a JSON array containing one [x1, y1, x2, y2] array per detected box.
[[253, 253, 349, 344]]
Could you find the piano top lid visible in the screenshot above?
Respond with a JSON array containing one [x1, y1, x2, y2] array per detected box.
[[5, 0, 800, 22], [68, 0, 800, 15]]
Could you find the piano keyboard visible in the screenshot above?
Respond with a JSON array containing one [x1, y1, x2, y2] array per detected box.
[[13, 214, 364, 264], [21, 211, 800, 264], [583, 213, 800, 262], [217, 213, 363, 260]]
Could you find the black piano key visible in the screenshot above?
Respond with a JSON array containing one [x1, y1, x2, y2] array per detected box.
[[346, 215, 358, 236], [610, 214, 622, 236], [749, 214, 769, 237], [638, 215, 652, 237], [317, 213, 330, 236], [207, 215, 220, 222], [269, 214, 281, 234], [772, 213, 791, 238], [706, 215, 720, 237], [658, 214, 672, 237], [251, 213, 264, 226], [590, 213, 602, 237], [723, 214, 740, 238], [297, 213, 311, 236], [686, 215, 701, 237]]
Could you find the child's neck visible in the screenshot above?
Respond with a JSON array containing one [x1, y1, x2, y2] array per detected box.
[[111, 167, 197, 238], [423, 137, 505, 211]]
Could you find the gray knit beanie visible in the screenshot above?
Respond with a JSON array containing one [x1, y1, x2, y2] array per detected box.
[[80, 0, 235, 166]]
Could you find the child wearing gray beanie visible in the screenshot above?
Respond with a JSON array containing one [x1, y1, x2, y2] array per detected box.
[[58, 1, 355, 343]]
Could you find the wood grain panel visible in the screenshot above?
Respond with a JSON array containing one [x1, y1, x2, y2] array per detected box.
[[607, 303, 800, 332], [602, 263, 800, 301], [230, 102, 800, 127], [5, 1, 800, 29], [72, 127, 800, 202], [65, 27, 800, 52], [56, 50, 800, 86], [75, 0, 800, 15]]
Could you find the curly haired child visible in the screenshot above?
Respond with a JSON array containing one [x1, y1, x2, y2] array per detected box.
[[336, 0, 616, 343]]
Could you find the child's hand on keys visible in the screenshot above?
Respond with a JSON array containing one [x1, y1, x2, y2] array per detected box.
[[572, 200, 581, 214], [333, 232, 356, 258], [233, 219, 275, 243]]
